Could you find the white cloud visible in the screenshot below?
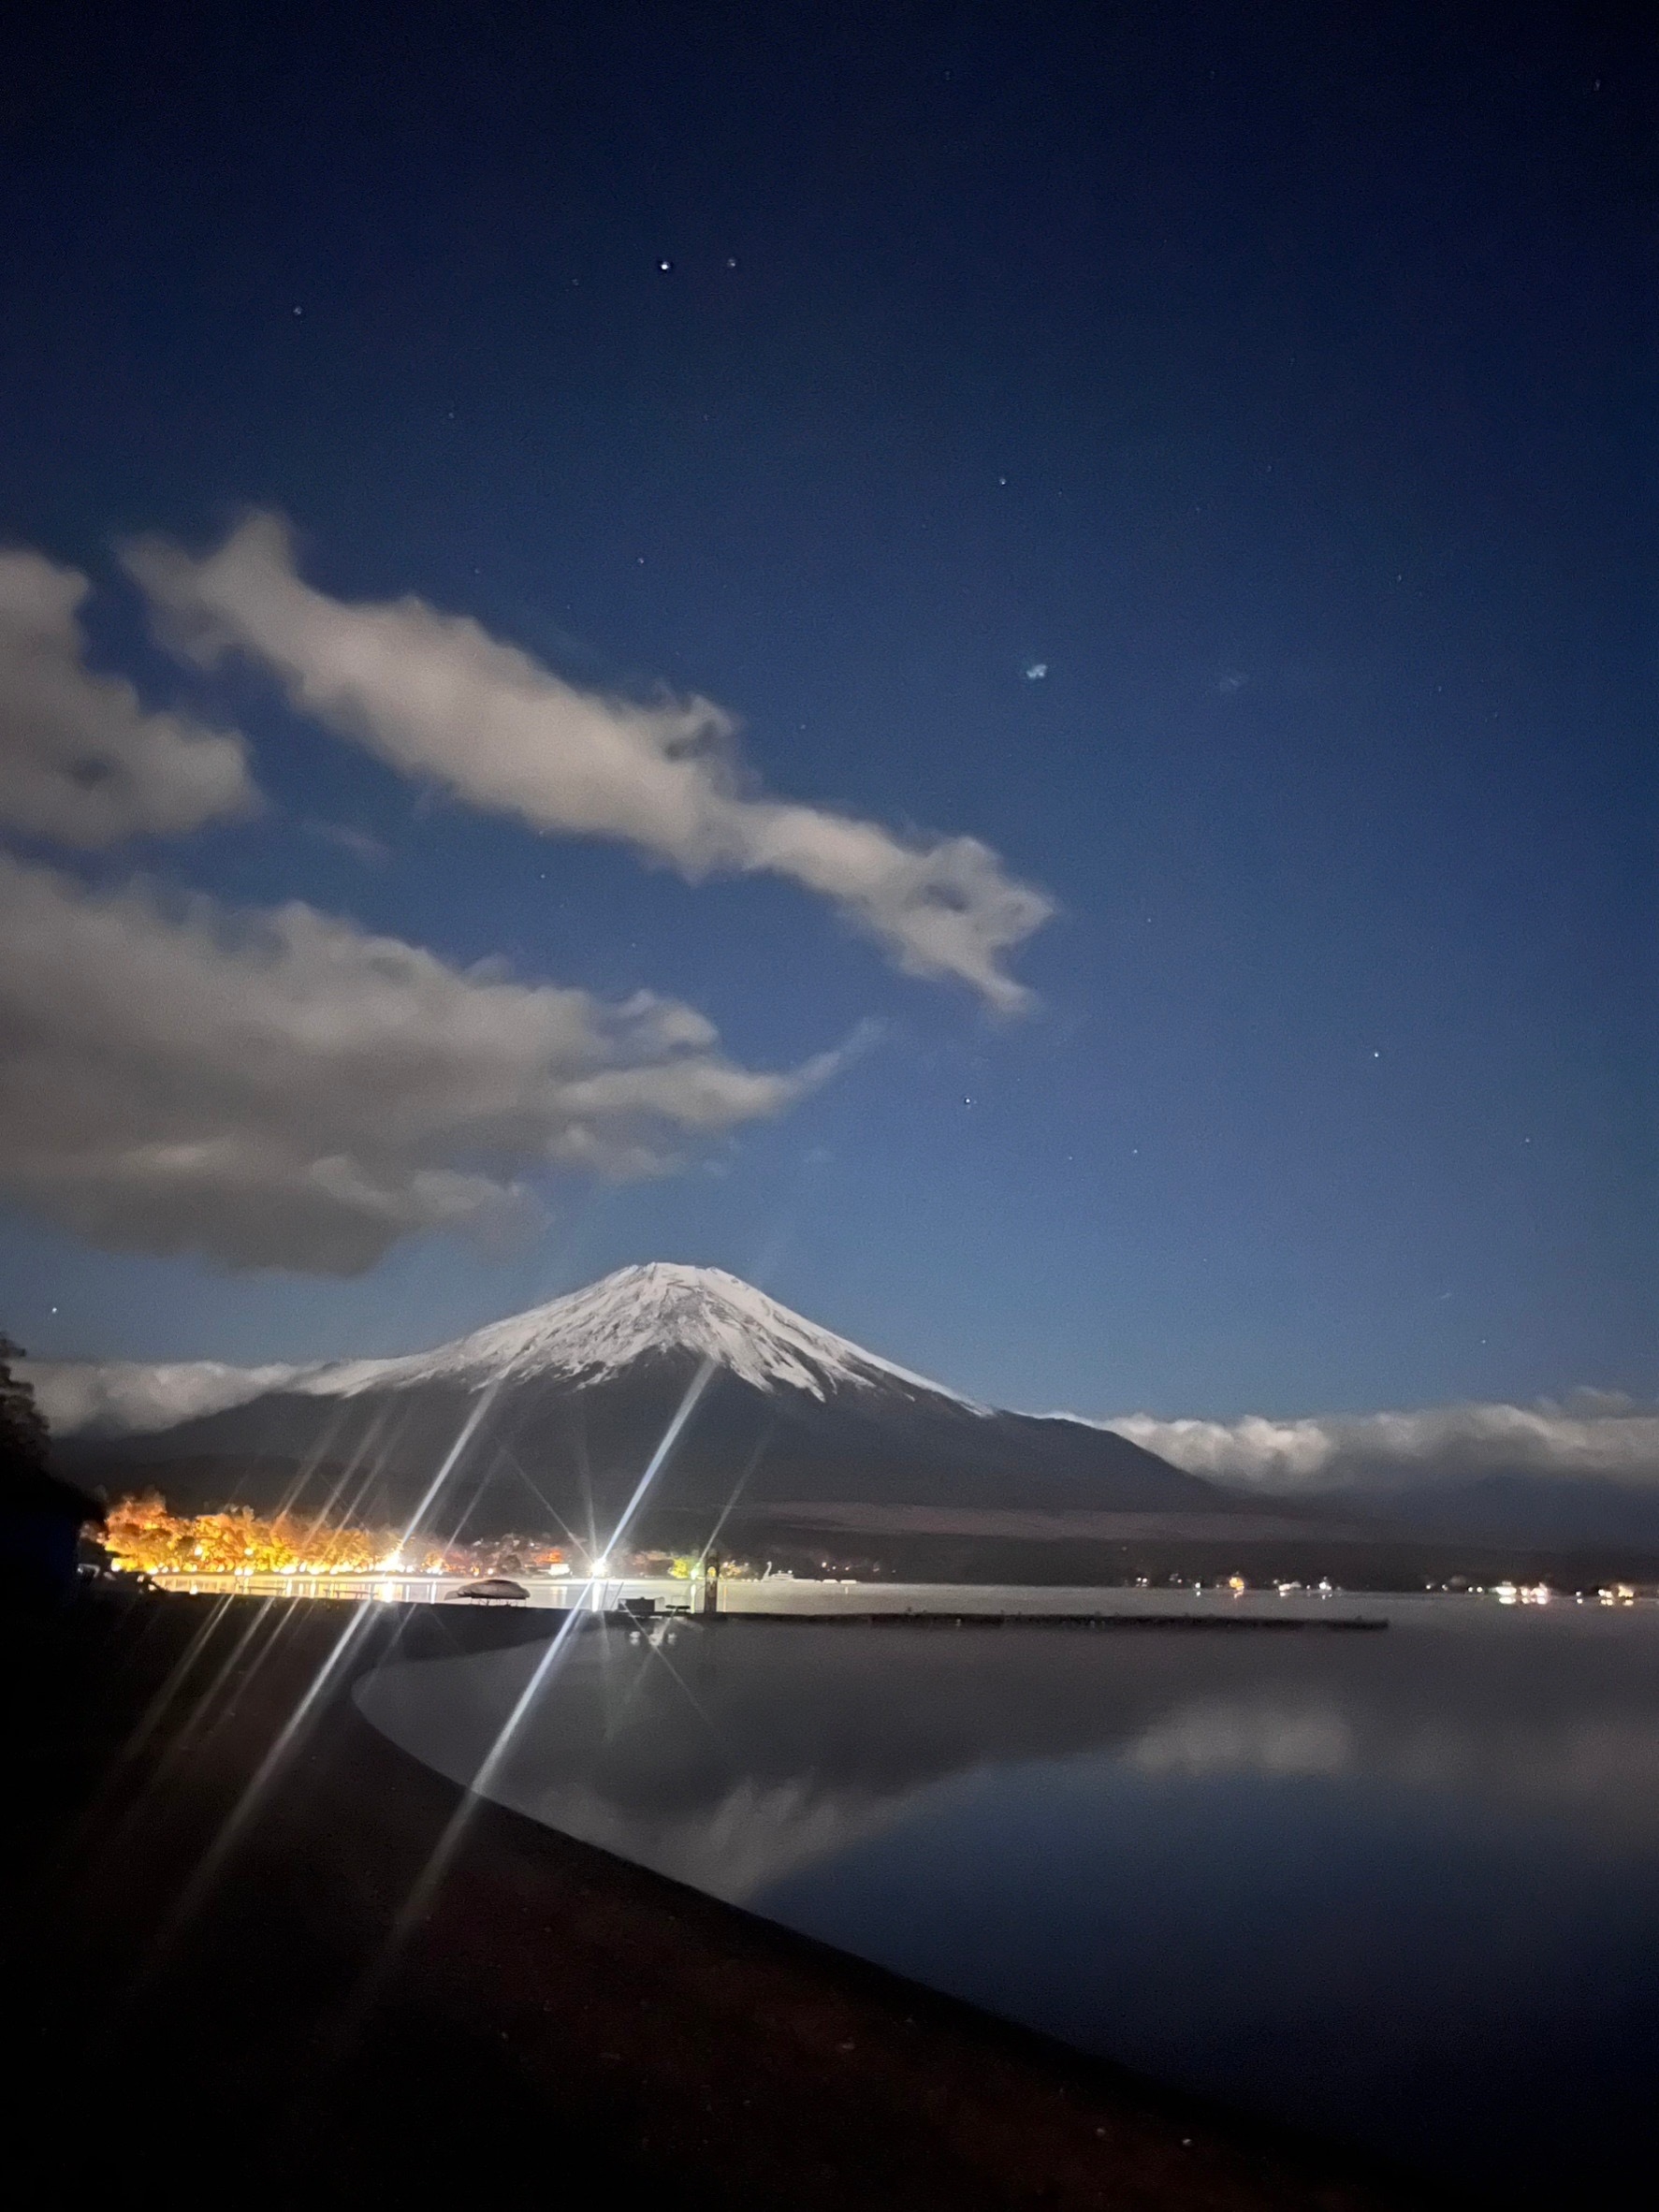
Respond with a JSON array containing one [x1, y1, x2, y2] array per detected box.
[[23, 1358, 312, 1437], [124, 514, 1052, 1009], [0, 853, 842, 1273], [0, 548, 259, 845], [1097, 1398, 1659, 1493]]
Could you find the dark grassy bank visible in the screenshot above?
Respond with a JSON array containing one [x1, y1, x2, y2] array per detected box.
[[9, 1592, 1435, 2210]]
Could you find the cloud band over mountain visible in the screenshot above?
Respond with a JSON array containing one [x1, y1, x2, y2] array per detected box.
[[1101, 1397, 1659, 1492]]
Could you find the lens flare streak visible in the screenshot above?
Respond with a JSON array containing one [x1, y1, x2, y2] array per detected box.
[[348, 1357, 721, 2017]]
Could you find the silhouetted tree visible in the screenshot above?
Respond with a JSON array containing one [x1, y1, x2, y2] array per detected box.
[[0, 1335, 50, 1477], [0, 1335, 104, 1604]]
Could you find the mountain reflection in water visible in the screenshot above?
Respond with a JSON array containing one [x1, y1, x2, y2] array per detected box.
[[357, 1605, 1659, 2199]]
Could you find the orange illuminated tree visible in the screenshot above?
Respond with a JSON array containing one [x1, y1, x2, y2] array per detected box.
[[101, 1492, 562, 1579]]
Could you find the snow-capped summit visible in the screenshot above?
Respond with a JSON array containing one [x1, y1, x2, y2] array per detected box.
[[298, 1261, 970, 1406]]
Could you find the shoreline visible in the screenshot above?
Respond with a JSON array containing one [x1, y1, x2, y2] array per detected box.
[[15, 1593, 1432, 2208]]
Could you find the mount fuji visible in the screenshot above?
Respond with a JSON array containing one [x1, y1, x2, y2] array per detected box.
[[51, 1263, 1311, 1561]]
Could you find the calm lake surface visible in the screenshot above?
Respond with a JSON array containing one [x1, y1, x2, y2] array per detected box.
[[357, 1598, 1659, 2198]]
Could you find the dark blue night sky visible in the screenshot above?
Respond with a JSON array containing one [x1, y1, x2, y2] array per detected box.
[[0, 3, 1647, 1420]]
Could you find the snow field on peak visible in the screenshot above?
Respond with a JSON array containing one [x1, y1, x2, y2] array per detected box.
[[294, 1262, 984, 1409]]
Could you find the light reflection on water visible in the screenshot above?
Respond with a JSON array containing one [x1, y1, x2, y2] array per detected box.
[[357, 1601, 1659, 2197]]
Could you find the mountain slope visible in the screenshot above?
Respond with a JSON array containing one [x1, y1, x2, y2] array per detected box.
[[1363, 1472, 1659, 1549], [60, 1261, 1261, 1548]]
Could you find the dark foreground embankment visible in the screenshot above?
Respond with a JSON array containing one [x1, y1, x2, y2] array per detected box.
[[8, 1594, 1433, 2210]]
